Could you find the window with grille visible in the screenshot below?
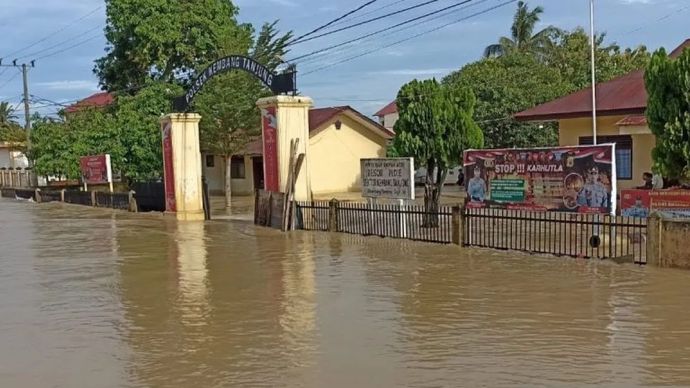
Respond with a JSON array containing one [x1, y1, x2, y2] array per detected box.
[[231, 156, 245, 179], [579, 135, 633, 180]]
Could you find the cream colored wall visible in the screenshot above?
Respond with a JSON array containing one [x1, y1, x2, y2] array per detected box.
[[309, 115, 388, 195], [558, 115, 656, 190], [202, 154, 255, 196], [383, 113, 399, 130]]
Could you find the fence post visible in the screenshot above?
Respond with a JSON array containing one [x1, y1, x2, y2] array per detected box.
[[128, 190, 138, 212], [35, 188, 42, 203], [91, 190, 97, 207], [452, 205, 463, 245], [329, 199, 339, 232], [60, 189, 66, 202], [646, 213, 661, 267]]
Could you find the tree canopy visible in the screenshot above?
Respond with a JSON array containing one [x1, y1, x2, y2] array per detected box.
[[483, 1, 558, 59], [393, 79, 483, 225], [645, 47, 690, 181], [95, 0, 252, 92]]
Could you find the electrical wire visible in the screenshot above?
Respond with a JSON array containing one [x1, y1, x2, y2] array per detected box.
[[289, 0, 443, 46], [0, 69, 22, 90], [33, 34, 102, 61], [16, 25, 104, 60], [289, 0, 484, 63], [3, 6, 102, 58], [289, 0, 381, 45], [301, 0, 516, 76], [330, 0, 413, 27]]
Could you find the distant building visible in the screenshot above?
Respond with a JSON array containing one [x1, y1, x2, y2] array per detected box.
[[0, 142, 28, 169], [515, 38, 690, 190], [64, 92, 114, 115], [373, 100, 398, 130], [204, 106, 394, 196]]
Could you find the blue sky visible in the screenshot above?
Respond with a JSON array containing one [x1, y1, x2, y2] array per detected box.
[[0, 0, 687, 121]]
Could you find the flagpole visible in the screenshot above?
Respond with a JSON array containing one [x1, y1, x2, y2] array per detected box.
[[590, 0, 598, 145]]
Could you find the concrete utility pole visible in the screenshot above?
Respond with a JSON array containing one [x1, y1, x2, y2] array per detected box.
[[22, 63, 32, 143]]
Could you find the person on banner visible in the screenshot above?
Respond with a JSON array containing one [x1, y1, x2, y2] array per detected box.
[[467, 165, 487, 202], [624, 197, 649, 218], [577, 165, 608, 208]]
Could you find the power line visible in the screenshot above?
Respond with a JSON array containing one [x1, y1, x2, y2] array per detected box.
[[289, 0, 381, 45], [619, 4, 690, 36], [289, 0, 443, 46], [302, 0, 517, 76], [16, 25, 104, 60], [0, 69, 22, 90], [289, 0, 483, 63], [3, 6, 102, 58], [33, 34, 102, 61], [330, 0, 413, 27]]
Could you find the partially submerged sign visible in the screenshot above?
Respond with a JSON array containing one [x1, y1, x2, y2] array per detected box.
[[360, 158, 414, 200], [79, 154, 112, 185]]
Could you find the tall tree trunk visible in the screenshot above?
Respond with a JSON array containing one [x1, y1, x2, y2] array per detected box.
[[225, 155, 232, 208], [423, 160, 448, 228]]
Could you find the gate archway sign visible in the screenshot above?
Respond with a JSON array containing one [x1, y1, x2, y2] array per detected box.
[[172, 55, 296, 112]]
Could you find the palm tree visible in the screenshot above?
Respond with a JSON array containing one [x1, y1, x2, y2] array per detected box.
[[0, 101, 18, 127], [483, 1, 559, 59]]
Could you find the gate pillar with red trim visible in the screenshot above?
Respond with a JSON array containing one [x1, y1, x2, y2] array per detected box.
[[160, 113, 205, 221], [256, 96, 313, 201]]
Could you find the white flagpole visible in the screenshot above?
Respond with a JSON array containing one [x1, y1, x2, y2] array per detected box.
[[590, 0, 598, 145]]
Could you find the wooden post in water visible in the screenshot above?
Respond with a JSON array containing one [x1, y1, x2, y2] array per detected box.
[[452, 205, 463, 245], [128, 190, 138, 213], [328, 199, 339, 232], [91, 191, 97, 207], [60, 189, 66, 203], [34, 188, 41, 203]]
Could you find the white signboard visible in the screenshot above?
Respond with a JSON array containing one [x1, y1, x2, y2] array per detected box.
[[360, 158, 414, 200]]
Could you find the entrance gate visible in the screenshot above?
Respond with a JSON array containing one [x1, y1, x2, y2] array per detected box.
[[462, 208, 648, 264]]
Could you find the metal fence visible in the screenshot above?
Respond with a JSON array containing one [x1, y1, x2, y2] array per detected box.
[[295, 201, 454, 244], [463, 208, 648, 264], [39, 190, 63, 203], [64, 191, 93, 206]]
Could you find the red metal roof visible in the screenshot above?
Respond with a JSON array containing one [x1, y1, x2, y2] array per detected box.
[[64, 92, 114, 113], [514, 70, 647, 121], [515, 39, 689, 122], [615, 114, 647, 126], [374, 100, 397, 117]]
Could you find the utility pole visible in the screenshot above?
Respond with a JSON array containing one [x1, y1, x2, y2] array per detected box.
[[22, 64, 31, 140]]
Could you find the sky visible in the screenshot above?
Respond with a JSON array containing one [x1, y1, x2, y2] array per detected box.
[[0, 0, 687, 122]]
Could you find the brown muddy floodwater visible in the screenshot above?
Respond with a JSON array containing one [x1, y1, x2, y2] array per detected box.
[[2, 198, 690, 387]]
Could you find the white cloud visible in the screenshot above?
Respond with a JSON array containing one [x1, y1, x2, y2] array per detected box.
[[267, 0, 298, 7], [368, 68, 454, 76], [35, 80, 98, 91]]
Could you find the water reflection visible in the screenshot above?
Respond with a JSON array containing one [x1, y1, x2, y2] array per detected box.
[[4, 199, 690, 387]]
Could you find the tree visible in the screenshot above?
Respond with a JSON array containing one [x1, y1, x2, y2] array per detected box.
[[444, 53, 569, 148], [483, 1, 558, 59], [548, 28, 650, 91], [0, 101, 18, 127], [392, 79, 483, 226], [645, 47, 690, 182], [95, 0, 251, 91], [194, 22, 292, 207]]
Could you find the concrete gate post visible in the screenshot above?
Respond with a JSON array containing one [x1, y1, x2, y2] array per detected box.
[[256, 96, 313, 202], [160, 113, 205, 221]]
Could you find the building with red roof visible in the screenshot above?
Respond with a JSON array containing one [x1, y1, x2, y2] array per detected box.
[[374, 100, 399, 130], [514, 38, 689, 190], [64, 92, 114, 114], [203, 105, 394, 196]]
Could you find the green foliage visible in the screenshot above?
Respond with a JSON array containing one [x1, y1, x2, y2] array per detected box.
[[30, 82, 182, 183], [483, 1, 558, 59], [645, 48, 690, 180], [549, 28, 650, 91], [95, 0, 251, 91], [393, 79, 482, 224], [444, 53, 568, 148]]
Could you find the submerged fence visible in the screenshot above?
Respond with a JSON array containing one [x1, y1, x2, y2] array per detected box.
[[295, 200, 454, 244], [284, 198, 648, 263], [1, 187, 137, 212], [462, 208, 647, 264]]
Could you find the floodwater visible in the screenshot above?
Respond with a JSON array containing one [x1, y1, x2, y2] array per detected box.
[[2, 199, 690, 387]]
